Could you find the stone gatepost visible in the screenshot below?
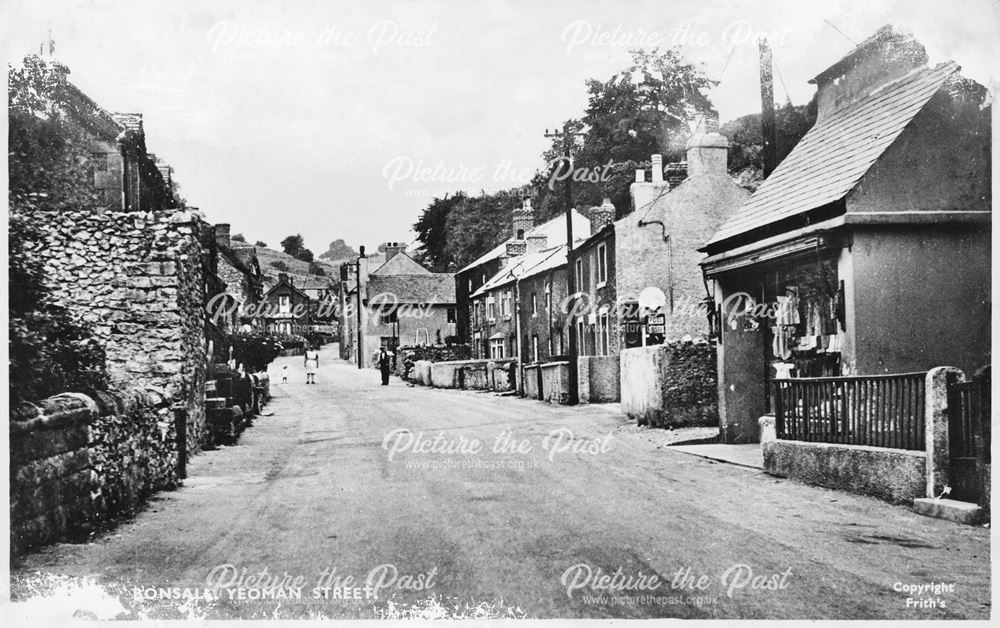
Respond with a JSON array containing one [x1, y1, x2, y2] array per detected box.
[[925, 367, 965, 499]]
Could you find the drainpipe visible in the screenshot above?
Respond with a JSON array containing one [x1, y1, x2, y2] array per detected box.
[[514, 275, 523, 395]]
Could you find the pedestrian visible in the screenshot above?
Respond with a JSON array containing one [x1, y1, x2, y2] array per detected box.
[[378, 346, 392, 386], [304, 344, 319, 384]]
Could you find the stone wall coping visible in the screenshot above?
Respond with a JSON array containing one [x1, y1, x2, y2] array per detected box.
[[766, 438, 926, 458], [10, 386, 176, 434]]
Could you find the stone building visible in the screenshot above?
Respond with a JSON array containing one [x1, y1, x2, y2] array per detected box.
[[701, 26, 992, 442], [618, 125, 750, 344], [260, 273, 312, 335], [212, 224, 264, 332], [569, 199, 619, 357], [454, 200, 590, 353], [360, 244, 456, 360]]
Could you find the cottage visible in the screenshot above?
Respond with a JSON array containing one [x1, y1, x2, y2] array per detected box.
[[455, 200, 590, 357], [213, 224, 265, 332], [701, 26, 991, 444], [260, 273, 312, 335]]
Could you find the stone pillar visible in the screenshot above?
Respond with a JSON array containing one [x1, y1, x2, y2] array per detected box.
[[758, 414, 776, 444], [925, 367, 964, 498]]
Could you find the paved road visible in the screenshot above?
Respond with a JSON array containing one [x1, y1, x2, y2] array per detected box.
[[10, 346, 991, 620]]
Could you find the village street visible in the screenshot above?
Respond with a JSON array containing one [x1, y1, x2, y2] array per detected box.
[[10, 345, 990, 620]]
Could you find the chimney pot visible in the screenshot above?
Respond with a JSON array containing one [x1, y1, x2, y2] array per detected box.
[[651, 155, 664, 183], [385, 242, 405, 261], [635, 169, 645, 183]]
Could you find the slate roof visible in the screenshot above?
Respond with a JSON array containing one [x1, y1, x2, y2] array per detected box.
[[371, 252, 432, 276], [367, 274, 456, 304], [705, 61, 959, 248], [458, 210, 591, 273], [471, 245, 569, 298]]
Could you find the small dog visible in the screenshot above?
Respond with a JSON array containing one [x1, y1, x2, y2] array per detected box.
[[281, 365, 289, 384]]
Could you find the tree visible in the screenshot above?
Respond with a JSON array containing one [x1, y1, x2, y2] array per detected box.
[[412, 193, 466, 271], [280, 234, 306, 257], [721, 98, 817, 191], [254, 240, 267, 248], [318, 238, 358, 261], [444, 192, 523, 267], [8, 60, 110, 403], [270, 261, 290, 272], [232, 233, 247, 243], [280, 233, 315, 263]]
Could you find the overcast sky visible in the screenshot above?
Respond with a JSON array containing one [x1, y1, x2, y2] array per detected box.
[[4, 0, 997, 254]]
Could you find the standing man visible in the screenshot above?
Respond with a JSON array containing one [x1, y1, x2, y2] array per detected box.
[[378, 346, 392, 386]]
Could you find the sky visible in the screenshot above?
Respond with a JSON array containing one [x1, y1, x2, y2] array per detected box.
[[4, 0, 998, 255]]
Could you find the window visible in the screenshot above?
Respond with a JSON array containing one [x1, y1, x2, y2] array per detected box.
[[490, 338, 505, 359], [575, 258, 585, 292], [487, 297, 496, 321], [447, 307, 456, 323], [379, 308, 397, 325], [577, 319, 587, 356], [516, 228, 525, 239], [501, 291, 511, 318], [278, 295, 290, 313], [531, 292, 537, 316], [545, 281, 551, 311], [468, 279, 472, 292], [532, 335, 539, 362], [596, 243, 607, 286]]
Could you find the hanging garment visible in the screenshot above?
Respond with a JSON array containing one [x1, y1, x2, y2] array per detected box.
[[773, 362, 795, 379]]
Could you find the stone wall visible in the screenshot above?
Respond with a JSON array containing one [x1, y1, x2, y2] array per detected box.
[[620, 341, 718, 427], [10, 388, 180, 556], [762, 440, 926, 504], [21, 207, 210, 453], [578, 355, 621, 403]]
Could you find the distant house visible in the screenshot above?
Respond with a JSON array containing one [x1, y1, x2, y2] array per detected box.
[[213, 224, 264, 331], [259, 273, 311, 335], [341, 243, 456, 365], [700, 26, 991, 442], [455, 200, 590, 357]]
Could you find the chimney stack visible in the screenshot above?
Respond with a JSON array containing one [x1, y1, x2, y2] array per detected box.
[[278, 272, 289, 284], [685, 115, 729, 177], [526, 233, 548, 254], [588, 198, 616, 235], [215, 223, 231, 249], [665, 162, 688, 188], [651, 154, 664, 183], [635, 169, 645, 183], [385, 242, 405, 261], [512, 198, 535, 240]]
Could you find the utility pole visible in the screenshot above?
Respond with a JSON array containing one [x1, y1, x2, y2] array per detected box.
[[544, 123, 586, 405], [355, 245, 366, 369], [758, 38, 778, 178]]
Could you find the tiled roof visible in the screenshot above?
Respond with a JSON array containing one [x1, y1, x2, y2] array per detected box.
[[367, 274, 455, 304], [706, 61, 958, 248], [458, 210, 591, 273]]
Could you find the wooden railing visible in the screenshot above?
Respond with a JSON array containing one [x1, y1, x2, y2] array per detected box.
[[773, 372, 926, 451]]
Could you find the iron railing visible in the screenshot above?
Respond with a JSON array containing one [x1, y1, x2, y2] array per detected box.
[[773, 372, 926, 451]]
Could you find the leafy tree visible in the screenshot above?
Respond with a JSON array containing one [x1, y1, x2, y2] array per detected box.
[[721, 98, 817, 191], [8, 58, 109, 404], [318, 238, 358, 261], [412, 193, 466, 271], [232, 233, 247, 243], [280, 234, 306, 257], [270, 261, 290, 272], [308, 261, 327, 276], [444, 193, 523, 267], [280, 233, 315, 263], [254, 240, 267, 248]]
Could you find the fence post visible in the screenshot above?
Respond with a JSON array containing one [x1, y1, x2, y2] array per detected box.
[[925, 367, 964, 499]]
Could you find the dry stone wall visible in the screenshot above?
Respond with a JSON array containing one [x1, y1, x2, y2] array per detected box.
[[10, 388, 179, 556], [21, 207, 210, 451]]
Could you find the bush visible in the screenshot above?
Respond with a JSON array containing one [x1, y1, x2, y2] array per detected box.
[[8, 216, 108, 405]]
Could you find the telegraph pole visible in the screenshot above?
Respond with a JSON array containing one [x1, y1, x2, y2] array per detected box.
[[544, 123, 586, 405], [355, 245, 366, 369]]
